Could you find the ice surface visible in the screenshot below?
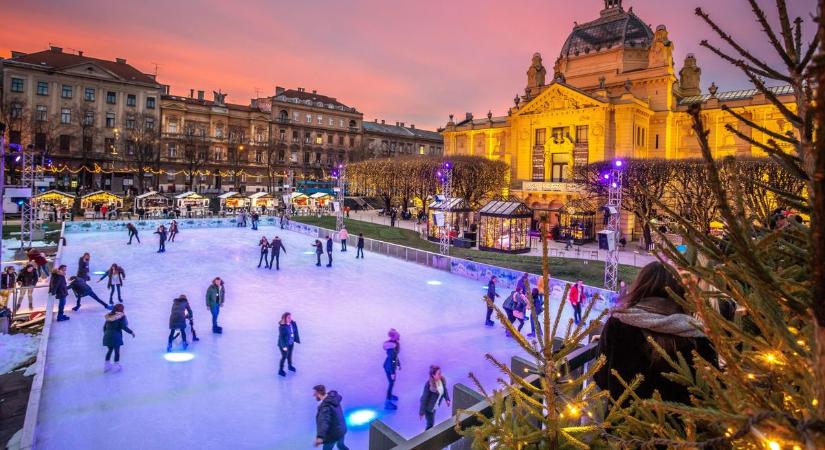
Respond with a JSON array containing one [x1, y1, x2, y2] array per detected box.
[[37, 225, 594, 450]]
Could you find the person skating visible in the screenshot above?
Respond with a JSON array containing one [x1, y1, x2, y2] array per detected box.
[[167, 294, 193, 352], [383, 329, 401, 410], [103, 303, 135, 373], [527, 287, 544, 337], [269, 236, 286, 270], [277, 312, 300, 377], [257, 236, 270, 268], [507, 291, 527, 336], [48, 265, 70, 321], [169, 220, 179, 242], [77, 252, 91, 281], [313, 385, 350, 450], [126, 223, 140, 245], [484, 276, 500, 326], [325, 236, 333, 267], [251, 212, 259, 230], [17, 264, 38, 310], [69, 276, 112, 311], [154, 225, 167, 253], [569, 280, 584, 325], [419, 365, 451, 430], [355, 233, 364, 259], [313, 240, 323, 267], [98, 263, 126, 304], [338, 227, 348, 252], [206, 277, 225, 334]]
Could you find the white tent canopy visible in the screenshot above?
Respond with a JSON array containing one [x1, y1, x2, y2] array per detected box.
[[218, 191, 240, 199], [309, 192, 332, 199]]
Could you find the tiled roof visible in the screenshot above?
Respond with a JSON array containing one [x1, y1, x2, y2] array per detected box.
[[678, 85, 794, 105], [6, 49, 159, 85], [455, 116, 508, 127], [162, 95, 260, 112], [274, 89, 355, 111], [363, 121, 442, 141]]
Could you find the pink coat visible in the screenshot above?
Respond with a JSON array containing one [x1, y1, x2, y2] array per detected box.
[[339, 229, 349, 240]]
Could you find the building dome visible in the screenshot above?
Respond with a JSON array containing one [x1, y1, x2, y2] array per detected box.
[[560, 2, 653, 58]]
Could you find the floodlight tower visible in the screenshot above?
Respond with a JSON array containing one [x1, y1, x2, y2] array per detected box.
[[284, 169, 295, 221], [0, 122, 6, 264], [334, 163, 346, 232], [438, 162, 453, 256], [604, 160, 624, 291], [19, 144, 44, 249]]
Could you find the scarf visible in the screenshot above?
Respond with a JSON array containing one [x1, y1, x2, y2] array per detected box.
[[610, 298, 705, 338]]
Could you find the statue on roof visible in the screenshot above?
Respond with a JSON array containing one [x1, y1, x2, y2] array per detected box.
[[679, 54, 702, 97], [213, 90, 227, 106], [526, 52, 547, 98], [648, 24, 673, 68]]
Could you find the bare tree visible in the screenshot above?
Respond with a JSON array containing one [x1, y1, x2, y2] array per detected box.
[[227, 126, 247, 191], [121, 112, 159, 194], [74, 106, 99, 188], [180, 122, 210, 191]]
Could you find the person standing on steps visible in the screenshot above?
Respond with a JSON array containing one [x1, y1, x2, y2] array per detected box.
[[355, 233, 365, 259], [168, 295, 193, 352], [269, 236, 286, 270], [154, 225, 167, 253], [484, 276, 499, 326], [419, 365, 451, 430], [338, 227, 348, 252], [17, 264, 38, 310], [206, 277, 225, 334], [257, 236, 270, 268], [313, 240, 323, 267], [313, 385, 350, 450], [277, 312, 300, 377], [69, 276, 112, 311], [325, 236, 333, 267], [383, 329, 401, 410], [49, 265, 70, 321], [169, 220, 179, 242], [98, 263, 126, 304], [569, 280, 584, 325], [103, 303, 135, 373], [126, 223, 140, 245], [77, 252, 91, 281]]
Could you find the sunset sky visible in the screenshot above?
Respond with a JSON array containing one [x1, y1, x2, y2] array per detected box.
[[2, 0, 817, 130]]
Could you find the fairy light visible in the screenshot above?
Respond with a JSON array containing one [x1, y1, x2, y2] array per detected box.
[[566, 404, 580, 417], [767, 441, 780, 450], [747, 373, 756, 380]]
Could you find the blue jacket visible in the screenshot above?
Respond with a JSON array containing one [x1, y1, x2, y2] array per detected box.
[[102, 312, 133, 347], [326, 238, 333, 253], [49, 271, 68, 298], [68, 277, 95, 296]]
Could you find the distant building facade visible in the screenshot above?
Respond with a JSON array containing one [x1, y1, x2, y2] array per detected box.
[[362, 119, 443, 158]]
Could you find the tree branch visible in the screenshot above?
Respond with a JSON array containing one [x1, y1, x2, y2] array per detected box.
[[747, 0, 796, 68], [721, 105, 799, 145]]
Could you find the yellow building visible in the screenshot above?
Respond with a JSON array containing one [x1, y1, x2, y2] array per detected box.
[[442, 0, 795, 216]]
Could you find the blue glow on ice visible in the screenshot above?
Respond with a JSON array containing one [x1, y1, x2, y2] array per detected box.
[[164, 352, 195, 363], [426, 280, 442, 286], [676, 244, 688, 254], [346, 409, 378, 427], [92, 271, 106, 275], [302, 251, 316, 255]]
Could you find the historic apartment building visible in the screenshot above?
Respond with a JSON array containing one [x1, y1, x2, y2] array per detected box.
[[362, 119, 443, 158], [441, 0, 796, 214], [0, 46, 164, 192]]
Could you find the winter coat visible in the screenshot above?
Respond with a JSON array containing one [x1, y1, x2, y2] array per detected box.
[[326, 238, 333, 253], [383, 340, 400, 373], [68, 277, 95, 296], [419, 378, 450, 415], [270, 238, 286, 255], [486, 280, 498, 301], [28, 250, 48, 267], [338, 229, 349, 241], [315, 242, 323, 255], [170, 222, 179, 233], [154, 229, 167, 242], [316, 391, 347, 443], [77, 257, 90, 280], [49, 270, 68, 298], [99, 268, 126, 287], [569, 284, 583, 306], [277, 321, 300, 349], [357, 236, 365, 249], [206, 284, 224, 309], [127, 223, 138, 234], [1, 272, 17, 290], [18, 269, 38, 287], [102, 312, 133, 347], [593, 297, 718, 405], [259, 239, 269, 253], [169, 297, 193, 329]]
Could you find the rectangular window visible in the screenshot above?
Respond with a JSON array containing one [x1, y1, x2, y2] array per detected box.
[[36, 105, 48, 121], [125, 116, 136, 129], [168, 121, 178, 133], [168, 142, 177, 158], [306, 114, 312, 124], [315, 152, 321, 163], [145, 118, 155, 130], [62, 84, 73, 98], [37, 81, 49, 96], [575, 125, 588, 143], [104, 137, 115, 153], [349, 137, 354, 147], [106, 112, 115, 128], [550, 153, 569, 182], [106, 91, 117, 104], [327, 134, 333, 144], [10, 78, 24, 92], [83, 111, 94, 126], [278, 149, 285, 161], [338, 136, 344, 146], [146, 97, 156, 109], [279, 129, 286, 142], [255, 151, 263, 163], [126, 141, 136, 155], [127, 94, 136, 107], [59, 135, 71, 152], [419, 145, 425, 155], [303, 152, 310, 164], [655, 134, 659, 149], [83, 135, 93, 153], [35, 133, 46, 150], [315, 135, 323, 145], [84, 88, 96, 101], [551, 127, 566, 143], [317, 115, 323, 124], [339, 119, 344, 127], [293, 111, 299, 121], [535, 128, 546, 145], [328, 117, 334, 126], [304, 132, 311, 144], [292, 130, 299, 142], [11, 103, 23, 119], [61, 108, 72, 124]]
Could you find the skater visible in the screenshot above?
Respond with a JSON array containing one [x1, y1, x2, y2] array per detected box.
[[169, 220, 179, 242], [383, 329, 401, 410], [515, 272, 530, 295], [277, 312, 300, 377], [18, 264, 38, 310], [338, 227, 348, 252], [77, 252, 91, 281], [269, 236, 286, 270], [27, 248, 50, 279], [206, 277, 225, 334], [48, 265, 70, 321], [126, 223, 140, 244], [154, 225, 168, 253], [313, 385, 350, 450], [69, 276, 111, 311], [484, 276, 500, 326], [313, 240, 323, 267], [509, 290, 527, 335], [0, 266, 17, 308], [103, 303, 135, 373], [569, 280, 584, 325], [355, 233, 365, 259], [419, 365, 451, 430], [257, 236, 270, 268], [251, 212, 259, 230], [98, 263, 126, 304], [325, 235, 333, 267], [528, 287, 544, 337], [167, 294, 193, 352]]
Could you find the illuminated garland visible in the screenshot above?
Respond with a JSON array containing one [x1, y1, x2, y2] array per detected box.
[[34, 164, 333, 180]]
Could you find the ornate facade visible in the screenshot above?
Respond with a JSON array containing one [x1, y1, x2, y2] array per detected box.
[[442, 0, 796, 212], [362, 119, 443, 159]]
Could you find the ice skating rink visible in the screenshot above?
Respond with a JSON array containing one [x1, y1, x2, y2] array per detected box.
[[37, 225, 584, 450]]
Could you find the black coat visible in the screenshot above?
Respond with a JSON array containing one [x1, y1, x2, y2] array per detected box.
[[99, 268, 125, 287], [315, 242, 323, 255], [68, 277, 95, 296], [593, 298, 718, 405], [486, 280, 498, 301], [326, 238, 333, 253], [77, 257, 90, 280], [169, 297, 193, 330], [49, 272, 68, 298], [357, 236, 364, 249], [18, 269, 38, 287], [102, 313, 133, 347], [278, 321, 300, 348], [270, 239, 286, 255], [155, 229, 167, 242], [419, 378, 451, 415], [316, 391, 347, 443], [1, 272, 17, 290]]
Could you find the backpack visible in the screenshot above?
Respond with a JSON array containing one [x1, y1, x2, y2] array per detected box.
[[502, 292, 515, 310]]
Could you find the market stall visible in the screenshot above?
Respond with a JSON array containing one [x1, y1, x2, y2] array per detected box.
[[80, 191, 123, 219], [427, 197, 476, 242], [133, 191, 172, 218], [218, 192, 250, 213], [32, 190, 75, 220], [290, 192, 309, 212], [556, 209, 596, 244], [309, 192, 333, 208], [175, 191, 210, 217], [478, 200, 533, 254], [248, 191, 279, 214]]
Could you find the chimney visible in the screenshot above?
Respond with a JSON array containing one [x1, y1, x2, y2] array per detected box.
[[189, 89, 194, 98], [78, 50, 83, 56], [381, 120, 385, 124], [395, 121, 399, 126], [297, 87, 305, 92], [312, 89, 317, 95], [465, 112, 473, 121], [163, 84, 170, 95], [374, 119, 378, 123], [251, 98, 258, 108], [115, 58, 126, 64], [400, 122, 405, 128], [275, 86, 285, 95], [10, 51, 26, 58], [410, 124, 415, 129], [49, 46, 63, 53], [197, 90, 204, 101]]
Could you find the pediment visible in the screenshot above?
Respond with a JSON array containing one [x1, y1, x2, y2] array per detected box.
[[60, 62, 120, 81], [517, 82, 605, 116]]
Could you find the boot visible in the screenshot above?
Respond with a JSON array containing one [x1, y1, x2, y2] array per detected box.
[[288, 365, 296, 372], [167, 343, 173, 352], [71, 305, 80, 311], [384, 400, 398, 410], [104, 361, 113, 372], [112, 363, 122, 372], [109, 300, 114, 306], [182, 341, 189, 350], [390, 394, 399, 401], [278, 369, 286, 377]]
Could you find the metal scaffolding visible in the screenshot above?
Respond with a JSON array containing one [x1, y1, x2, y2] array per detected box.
[[604, 165, 623, 291], [284, 169, 294, 222], [438, 163, 453, 256], [335, 164, 345, 232]]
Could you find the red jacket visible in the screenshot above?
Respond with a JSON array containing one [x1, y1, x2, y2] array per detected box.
[[27, 250, 48, 266], [569, 284, 582, 306]]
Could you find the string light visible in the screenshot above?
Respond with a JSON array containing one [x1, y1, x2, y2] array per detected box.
[[767, 441, 780, 450]]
